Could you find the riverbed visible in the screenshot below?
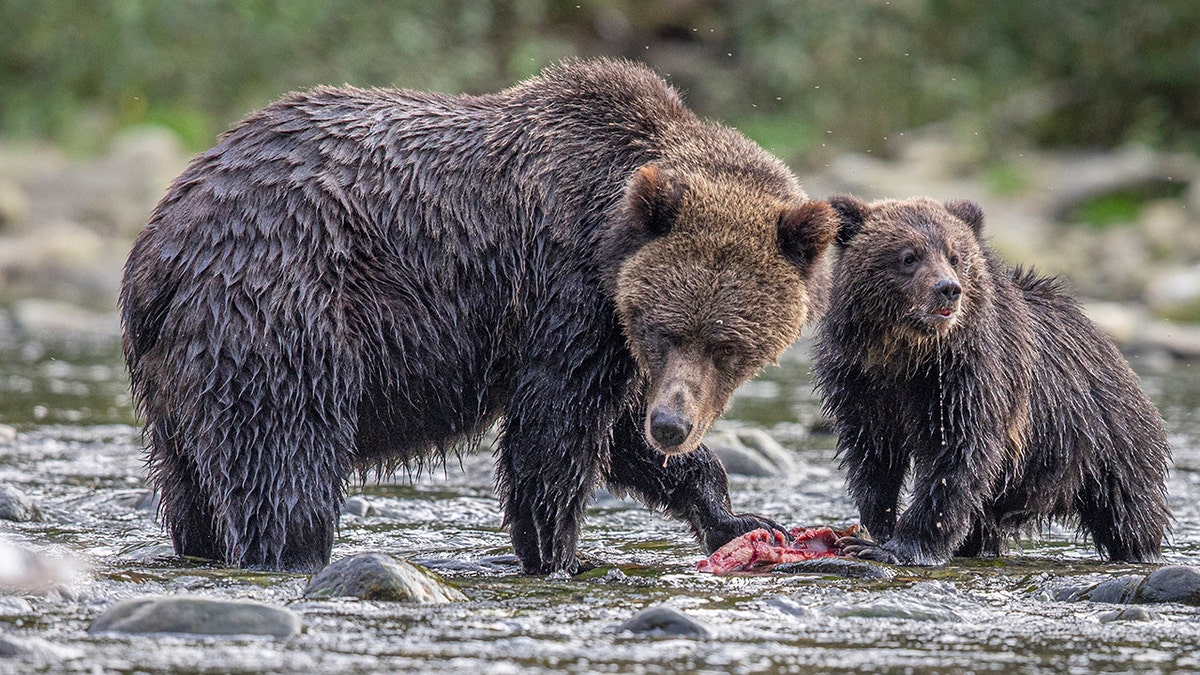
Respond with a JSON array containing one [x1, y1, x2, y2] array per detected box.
[[1, 333, 1198, 673]]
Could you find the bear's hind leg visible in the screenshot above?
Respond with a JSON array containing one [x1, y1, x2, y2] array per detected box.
[[147, 416, 223, 562], [195, 401, 352, 572], [1078, 476, 1166, 563]]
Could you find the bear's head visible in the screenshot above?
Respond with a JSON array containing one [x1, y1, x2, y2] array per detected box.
[[828, 195, 989, 345], [610, 164, 836, 458]]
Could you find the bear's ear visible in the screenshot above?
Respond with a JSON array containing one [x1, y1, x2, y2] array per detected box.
[[944, 199, 985, 237], [777, 200, 836, 274], [626, 164, 686, 237], [829, 194, 870, 248]]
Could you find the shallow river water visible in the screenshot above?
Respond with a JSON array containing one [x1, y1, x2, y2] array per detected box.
[[1, 333, 1198, 674]]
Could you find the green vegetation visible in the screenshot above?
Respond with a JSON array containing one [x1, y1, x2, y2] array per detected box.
[[1070, 181, 1189, 229], [2, 0, 1198, 160]]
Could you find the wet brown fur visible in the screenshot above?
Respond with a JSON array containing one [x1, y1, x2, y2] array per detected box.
[[816, 196, 1171, 565], [120, 58, 836, 574]]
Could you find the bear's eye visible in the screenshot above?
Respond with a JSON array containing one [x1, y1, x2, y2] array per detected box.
[[900, 250, 918, 268], [712, 345, 739, 370], [949, 254, 960, 267]]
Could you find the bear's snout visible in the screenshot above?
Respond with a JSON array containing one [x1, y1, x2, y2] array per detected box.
[[643, 349, 721, 455], [650, 408, 693, 448], [935, 278, 962, 305]]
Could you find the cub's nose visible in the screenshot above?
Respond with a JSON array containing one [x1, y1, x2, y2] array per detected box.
[[935, 278, 962, 303], [650, 409, 693, 448]]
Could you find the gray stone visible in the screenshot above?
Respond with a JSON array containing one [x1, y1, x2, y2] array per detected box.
[[767, 595, 812, 618], [0, 540, 78, 592], [303, 552, 467, 603], [1138, 565, 1200, 605], [1146, 264, 1200, 320], [706, 428, 796, 477], [1055, 575, 1143, 604], [1081, 301, 1146, 346], [341, 495, 375, 517], [771, 557, 896, 580], [1055, 567, 1200, 606], [88, 596, 302, 638], [616, 605, 714, 638], [1098, 607, 1161, 623], [1137, 320, 1200, 360], [0, 485, 41, 522], [0, 424, 16, 444]]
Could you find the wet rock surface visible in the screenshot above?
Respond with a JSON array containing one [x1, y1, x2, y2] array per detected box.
[[0, 485, 41, 522], [707, 428, 799, 477], [88, 596, 302, 637], [616, 605, 715, 638], [303, 552, 468, 603], [1055, 566, 1200, 606], [771, 557, 896, 579], [1098, 607, 1162, 622]]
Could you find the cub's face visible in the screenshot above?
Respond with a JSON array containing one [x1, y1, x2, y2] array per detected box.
[[829, 196, 987, 343], [612, 165, 835, 457]]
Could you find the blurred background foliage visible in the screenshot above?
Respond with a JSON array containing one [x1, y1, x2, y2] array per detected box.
[[2, 0, 1198, 164]]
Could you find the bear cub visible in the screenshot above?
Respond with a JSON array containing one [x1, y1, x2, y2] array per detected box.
[[814, 196, 1171, 565]]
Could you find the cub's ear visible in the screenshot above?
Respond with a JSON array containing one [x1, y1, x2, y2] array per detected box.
[[828, 194, 870, 248], [944, 199, 985, 237], [778, 199, 836, 275], [626, 164, 686, 237]]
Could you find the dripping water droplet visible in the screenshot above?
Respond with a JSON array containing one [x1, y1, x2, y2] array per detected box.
[[937, 334, 947, 447]]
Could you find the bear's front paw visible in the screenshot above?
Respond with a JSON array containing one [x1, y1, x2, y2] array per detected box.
[[701, 512, 791, 555], [837, 536, 902, 564]]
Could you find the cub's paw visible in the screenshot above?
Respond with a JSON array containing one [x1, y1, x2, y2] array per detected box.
[[701, 512, 791, 555]]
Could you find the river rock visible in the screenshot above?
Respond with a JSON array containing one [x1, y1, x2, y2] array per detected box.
[[1139, 565, 1200, 605], [0, 486, 41, 522], [303, 553, 467, 603], [1056, 566, 1200, 606], [1137, 320, 1200, 360], [0, 633, 75, 660], [706, 428, 796, 477], [341, 495, 376, 517], [1098, 607, 1161, 623], [771, 557, 896, 580], [0, 540, 81, 592], [616, 605, 714, 638], [1145, 264, 1200, 321], [825, 598, 963, 622], [88, 596, 301, 637], [0, 424, 17, 445]]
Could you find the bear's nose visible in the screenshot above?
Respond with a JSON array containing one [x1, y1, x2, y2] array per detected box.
[[650, 409, 693, 448], [935, 279, 962, 304]]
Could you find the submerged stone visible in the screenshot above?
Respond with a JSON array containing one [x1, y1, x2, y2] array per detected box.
[[616, 605, 714, 638], [1138, 565, 1200, 605], [88, 596, 301, 637], [771, 557, 896, 579], [0, 485, 41, 522], [1063, 575, 1144, 604], [303, 552, 467, 603], [825, 600, 963, 622], [1056, 566, 1200, 606], [705, 428, 796, 477], [1098, 607, 1161, 623]]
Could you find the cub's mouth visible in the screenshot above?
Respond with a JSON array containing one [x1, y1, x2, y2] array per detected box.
[[919, 302, 961, 332]]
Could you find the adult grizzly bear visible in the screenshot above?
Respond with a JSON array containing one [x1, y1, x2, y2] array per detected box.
[[815, 196, 1170, 565], [120, 59, 836, 574]]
